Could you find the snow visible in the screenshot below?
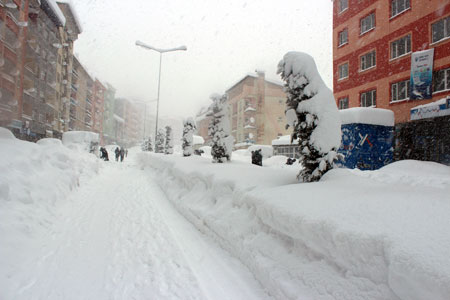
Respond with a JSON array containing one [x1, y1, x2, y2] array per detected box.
[[138, 152, 450, 300], [0, 129, 100, 297], [278, 51, 341, 153], [247, 144, 273, 158], [62, 130, 99, 145], [47, 0, 67, 26], [56, 0, 83, 33], [340, 107, 395, 126], [272, 134, 299, 145], [0, 134, 270, 299], [410, 97, 450, 120], [193, 134, 204, 145]]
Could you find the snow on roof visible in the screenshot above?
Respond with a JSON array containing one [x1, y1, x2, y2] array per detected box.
[[410, 97, 450, 120], [272, 135, 298, 146], [46, 0, 66, 26], [225, 73, 283, 93], [339, 107, 395, 126], [193, 135, 204, 145], [57, 0, 83, 33]]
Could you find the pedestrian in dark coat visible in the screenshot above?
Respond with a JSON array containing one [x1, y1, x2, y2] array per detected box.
[[120, 147, 125, 162], [115, 147, 120, 161]]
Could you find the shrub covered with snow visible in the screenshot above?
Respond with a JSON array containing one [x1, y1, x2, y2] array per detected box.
[[155, 129, 165, 153], [141, 137, 153, 152], [208, 93, 234, 163], [182, 118, 196, 156], [164, 126, 174, 154], [278, 51, 341, 182]]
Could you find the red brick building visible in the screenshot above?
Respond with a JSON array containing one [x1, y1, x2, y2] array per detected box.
[[333, 0, 450, 123], [0, 0, 28, 133]]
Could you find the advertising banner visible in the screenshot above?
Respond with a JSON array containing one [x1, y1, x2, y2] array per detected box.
[[410, 49, 434, 100]]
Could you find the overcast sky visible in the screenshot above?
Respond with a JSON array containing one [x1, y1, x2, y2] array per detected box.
[[71, 0, 333, 119]]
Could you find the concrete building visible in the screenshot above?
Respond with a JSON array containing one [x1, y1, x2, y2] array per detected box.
[[57, 0, 81, 133], [333, 0, 450, 123], [226, 71, 289, 147], [102, 82, 116, 145], [69, 55, 93, 131], [92, 79, 105, 142]]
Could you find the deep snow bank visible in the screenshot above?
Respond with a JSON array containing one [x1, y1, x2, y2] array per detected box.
[[138, 153, 450, 300], [0, 128, 100, 295]]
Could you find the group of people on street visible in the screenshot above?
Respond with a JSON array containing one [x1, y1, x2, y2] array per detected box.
[[99, 146, 128, 162], [114, 147, 127, 162]]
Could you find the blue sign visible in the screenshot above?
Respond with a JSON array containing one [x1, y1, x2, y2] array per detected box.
[[410, 49, 434, 100]]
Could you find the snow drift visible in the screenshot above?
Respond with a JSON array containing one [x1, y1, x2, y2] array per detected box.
[[138, 152, 450, 300], [0, 128, 100, 297]]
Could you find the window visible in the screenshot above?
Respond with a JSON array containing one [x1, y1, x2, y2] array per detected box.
[[432, 16, 450, 43], [338, 63, 349, 79], [391, 80, 410, 102], [360, 51, 376, 71], [361, 90, 376, 107], [391, 0, 410, 18], [338, 28, 348, 46], [360, 13, 375, 34], [338, 97, 349, 109], [433, 68, 450, 92], [338, 0, 348, 13], [391, 34, 411, 59]]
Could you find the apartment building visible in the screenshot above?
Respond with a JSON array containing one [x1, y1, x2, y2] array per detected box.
[[333, 0, 450, 123], [92, 79, 105, 142], [226, 71, 289, 146], [69, 55, 93, 132], [1, 0, 81, 139], [1, 0, 29, 136]]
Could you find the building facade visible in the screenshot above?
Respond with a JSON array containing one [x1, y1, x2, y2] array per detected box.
[[92, 79, 105, 142], [1, 0, 82, 140], [69, 55, 93, 132], [333, 0, 450, 123], [1, 0, 31, 137], [226, 71, 289, 147]]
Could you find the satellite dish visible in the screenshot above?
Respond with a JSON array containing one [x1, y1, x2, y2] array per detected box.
[[250, 117, 255, 123], [249, 133, 254, 139]]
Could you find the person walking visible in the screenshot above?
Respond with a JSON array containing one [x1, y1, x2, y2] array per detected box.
[[125, 149, 128, 157], [115, 147, 120, 162], [120, 147, 125, 162]]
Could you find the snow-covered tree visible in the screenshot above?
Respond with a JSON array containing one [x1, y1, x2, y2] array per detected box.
[[182, 118, 196, 156], [277, 51, 341, 182], [141, 136, 153, 152], [155, 129, 165, 153], [164, 126, 173, 154], [208, 93, 234, 163]]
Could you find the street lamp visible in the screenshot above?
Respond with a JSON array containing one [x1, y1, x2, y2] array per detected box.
[[135, 40, 187, 147], [140, 99, 157, 140]]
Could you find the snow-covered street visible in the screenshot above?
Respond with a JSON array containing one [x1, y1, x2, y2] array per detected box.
[[4, 159, 270, 300]]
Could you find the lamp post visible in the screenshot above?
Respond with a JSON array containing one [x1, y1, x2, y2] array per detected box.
[[135, 40, 187, 147], [141, 99, 157, 140]]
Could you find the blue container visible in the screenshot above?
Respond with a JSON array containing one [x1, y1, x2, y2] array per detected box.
[[338, 123, 394, 170]]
